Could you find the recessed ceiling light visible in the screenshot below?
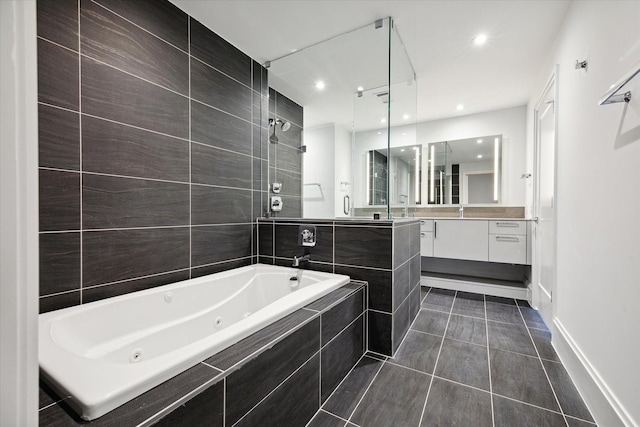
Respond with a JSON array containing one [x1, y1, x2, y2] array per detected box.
[[377, 131, 382, 135], [401, 149, 405, 152], [473, 34, 487, 46], [477, 154, 483, 159], [357, 86, 364, 91], [477, 139, 483, 144], [402, 133, 407, 136], [380, 118, 386, 123], [456, 104, 464, 111], [403, 114, 410, 120], [315, 80, 325, 90]]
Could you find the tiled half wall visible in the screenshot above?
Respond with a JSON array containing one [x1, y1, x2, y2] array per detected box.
[[36, 0, 306, 312], [258, 218, 421, 355]]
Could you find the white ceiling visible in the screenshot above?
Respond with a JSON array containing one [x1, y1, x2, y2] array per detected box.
[[172, 0, 571, 127]]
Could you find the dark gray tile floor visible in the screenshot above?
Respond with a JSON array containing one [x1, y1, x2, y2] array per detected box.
[[307, 287, 597, 427]]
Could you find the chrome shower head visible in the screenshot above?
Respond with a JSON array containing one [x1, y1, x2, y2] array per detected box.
[[269, 118, 291, 132], [280, 120, 291, 131]]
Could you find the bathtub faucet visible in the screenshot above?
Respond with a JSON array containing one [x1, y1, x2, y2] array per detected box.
[[292, 254, 310, 267]]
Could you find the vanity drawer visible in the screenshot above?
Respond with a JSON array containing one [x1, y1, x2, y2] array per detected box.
[[489, 234, 527, 264], [489, 220, 526, 235], [420, 231, 433, 257], [419, 219, 434, 232]]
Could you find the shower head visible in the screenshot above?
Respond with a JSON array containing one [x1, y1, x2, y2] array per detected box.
[[269, 118, 291, 132]]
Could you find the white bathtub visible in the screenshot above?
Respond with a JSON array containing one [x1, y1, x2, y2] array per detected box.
[[39, 264, 350, 420]]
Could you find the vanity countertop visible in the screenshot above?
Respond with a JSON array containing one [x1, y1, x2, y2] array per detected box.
[[415, 217, 530, 221]]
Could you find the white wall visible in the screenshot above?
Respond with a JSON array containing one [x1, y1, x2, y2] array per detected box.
[[303, 125, 335, 218], [0, 1, 39, 425], [527, 2, 640, 425]]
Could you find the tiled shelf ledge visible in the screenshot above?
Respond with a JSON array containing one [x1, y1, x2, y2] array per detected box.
[[39, 281, 367, 426]]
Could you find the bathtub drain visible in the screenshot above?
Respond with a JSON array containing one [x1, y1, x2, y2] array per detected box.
[[129, 348, 143, 363]]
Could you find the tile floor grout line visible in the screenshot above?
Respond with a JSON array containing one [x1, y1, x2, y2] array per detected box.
[[516, 303, 571, 427], [417, 290, 457, 426], [343, 355, 386, 424], [484, 294, 496, 427]]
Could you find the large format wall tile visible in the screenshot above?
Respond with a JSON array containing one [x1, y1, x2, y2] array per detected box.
[[191, 100, 251, 156], [80, 0, 188, 94], [190, 58, 252, 121], [39, 232, 80, 296], [321, 315, 364, 402], [191, 224, 252, 267], [83, 227, 190, 286], [334, 265, 392, 312], [191, 185, 252, 225], [191, 142, 252, 189], [274, 224, 333, 263], [234, 354, 320, 427], [335, 226, 392, 269], [275, 91, 303, 127], [190, 18, 251, 87], [39, 169, 80, 232], [38, 103, 80, 171], [81, 56, 189, 139], [37, 0, 79, 51], [83, 270, 190, 303], [38, 39, 79, 111], [82, 115, 189, 182], [93, 0, 188, 52], [321, 289, 364, 345], [82, 174, 190, 229], [154, 379, 223, 427], [225, 318, 320, 425]]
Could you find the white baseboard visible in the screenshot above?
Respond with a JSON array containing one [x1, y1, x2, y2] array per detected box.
[[421, 276, 528, 300], [553, 319, 634, 427]]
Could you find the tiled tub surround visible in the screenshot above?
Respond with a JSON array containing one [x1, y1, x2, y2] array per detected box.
[[258, 218, 421, 356], [39, 265, 350, 420], [37, 0, 270, 312], [310, 288, 596, 427], [39, 281, 367, 426], [268, 88, 304, 218]]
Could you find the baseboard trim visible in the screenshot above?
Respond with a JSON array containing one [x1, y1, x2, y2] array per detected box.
[[421, 275, 528, 300], [553, 319, 634, 427]]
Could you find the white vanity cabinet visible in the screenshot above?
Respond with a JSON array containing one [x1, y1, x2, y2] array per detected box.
[[420, 220, 434, 257], [488, 220, 527, 264], [418, 218, 530, 265], [432, 220, 489, 262]]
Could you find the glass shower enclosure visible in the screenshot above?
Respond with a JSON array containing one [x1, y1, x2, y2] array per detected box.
[[267, 17, 416, 219]]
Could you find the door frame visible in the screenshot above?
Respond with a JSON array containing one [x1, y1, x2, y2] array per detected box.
[[532, 66, 559, 329]]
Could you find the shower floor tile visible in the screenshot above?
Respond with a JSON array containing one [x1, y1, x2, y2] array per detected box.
[[317, 287, 597, 427]]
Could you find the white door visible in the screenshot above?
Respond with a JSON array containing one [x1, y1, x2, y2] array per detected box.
[[533, 73, 557, 328]]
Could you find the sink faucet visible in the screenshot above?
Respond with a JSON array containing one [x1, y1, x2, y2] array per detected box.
[[399, 194, 409, 217], [292, 254, 310, 267], [459, 204, 464, 218]]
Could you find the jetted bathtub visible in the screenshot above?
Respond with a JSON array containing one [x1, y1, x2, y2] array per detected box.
[[39, 264, 350, 420]]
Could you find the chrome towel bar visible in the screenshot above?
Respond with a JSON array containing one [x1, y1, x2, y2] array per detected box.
[[598, 62, 639, 105]]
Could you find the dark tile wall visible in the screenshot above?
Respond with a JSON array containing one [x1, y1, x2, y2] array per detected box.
[[268, 88, 303, 217], [37, 0, 269, 311], [258, 218, 421, 356], [39, 282, 366, 426]]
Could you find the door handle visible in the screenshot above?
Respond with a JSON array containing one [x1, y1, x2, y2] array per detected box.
[[343, 195, 350, 215], [434, 221, 437, 238]]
